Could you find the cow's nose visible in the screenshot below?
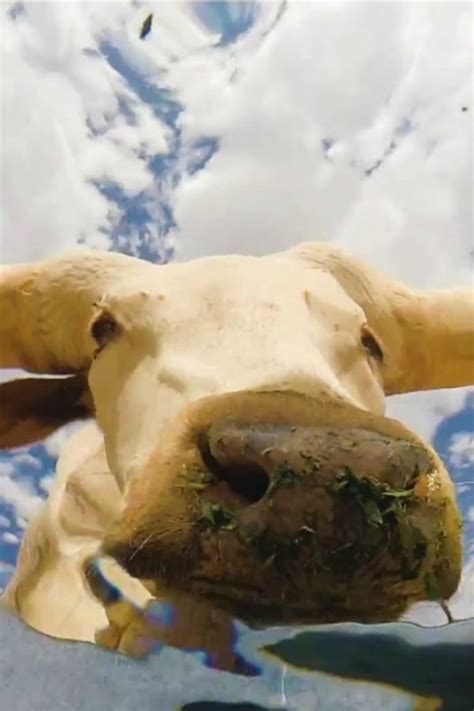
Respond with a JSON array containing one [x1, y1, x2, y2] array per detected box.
[[190, 420, 460, 605], [199, 419, 425, 509], [102, 391, 462, 624], [184, 420, 458, 605]]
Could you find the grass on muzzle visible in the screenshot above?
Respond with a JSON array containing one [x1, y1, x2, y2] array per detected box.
[[199, 502, 237, 531], [196, 462, 455, 621], [331, 468, 455, 619], [332, 467, 415, 528], [266, 463, 297, 499], [424, 571, 455, 624], [331, 467, 431, 580]]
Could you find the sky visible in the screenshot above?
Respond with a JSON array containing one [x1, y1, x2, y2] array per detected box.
[[0, 0, 473, 685]]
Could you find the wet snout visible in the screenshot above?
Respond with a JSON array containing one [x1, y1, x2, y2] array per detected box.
[[103, 391, 462, 626]]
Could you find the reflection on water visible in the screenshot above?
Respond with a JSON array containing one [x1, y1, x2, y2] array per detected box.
[[182, 704, 283, 711], [78, 556, 474, 710], [2, 603, 474, 710], [263, 622, 474, 711]]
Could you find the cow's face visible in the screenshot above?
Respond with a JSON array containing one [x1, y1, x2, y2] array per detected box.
[[1, 243, 471, 625], [88, 247, 386, 487]]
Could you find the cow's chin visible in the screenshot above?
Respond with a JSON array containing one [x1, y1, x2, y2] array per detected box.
[[102, 390, 463, 626]]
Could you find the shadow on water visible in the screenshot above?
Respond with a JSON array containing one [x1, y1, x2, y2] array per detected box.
[[262, 622, 474, 711], [182, 703, 284, 711]]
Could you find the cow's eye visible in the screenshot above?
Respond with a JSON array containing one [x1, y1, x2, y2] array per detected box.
[[361, 326, 384, 362], [90, 312, 121, 353]]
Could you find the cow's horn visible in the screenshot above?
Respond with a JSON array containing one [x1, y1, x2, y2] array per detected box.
[[384, 286, 474, 395]]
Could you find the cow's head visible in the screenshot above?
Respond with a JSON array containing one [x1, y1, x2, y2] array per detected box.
[[1, 244, 472, 625]]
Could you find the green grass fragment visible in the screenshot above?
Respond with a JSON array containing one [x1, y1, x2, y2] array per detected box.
[[424, 572, 455, 624], [266, 463, 297, 498], [332, 467, 415, 528], [200, 502, 237, 531], [423, 572, 439, 600]]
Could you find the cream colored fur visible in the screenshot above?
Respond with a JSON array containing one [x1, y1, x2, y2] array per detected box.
[[0, 243, 472, 645]]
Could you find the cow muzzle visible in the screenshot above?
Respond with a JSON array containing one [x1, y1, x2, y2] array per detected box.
[[102, 391, 463, 626]]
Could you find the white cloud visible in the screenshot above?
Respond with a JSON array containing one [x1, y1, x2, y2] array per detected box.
[[164, 2, 471, 285], [0, 561, 15, 595], [0, 465, 43, 523], [10, 452, 42, 470], [2, 2, 472, 283], [0, 560, 15, 581], [385, 387, 472, 444], [0, 514, 10, 528], [0, 462, 15, 478], [39, 475, 54, 494], [0, 2, 170, 263], [43, 421, 88, 459], [2, 531, 19, 545], [448, 432, 474, 469]]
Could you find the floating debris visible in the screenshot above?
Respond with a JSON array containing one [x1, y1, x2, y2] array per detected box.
[[139, 13, 153, 40]]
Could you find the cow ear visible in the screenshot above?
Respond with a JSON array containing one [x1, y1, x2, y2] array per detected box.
[[0, 372, 93, 449]]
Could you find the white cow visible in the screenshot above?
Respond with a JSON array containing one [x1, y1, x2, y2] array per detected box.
[[0, 243, 472, 669]]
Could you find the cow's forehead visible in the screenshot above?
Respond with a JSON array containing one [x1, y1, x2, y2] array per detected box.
[[104, 247, 364, 326]]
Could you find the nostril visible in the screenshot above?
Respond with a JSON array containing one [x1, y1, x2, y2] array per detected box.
[[198, 436, 269, 504], [220, 463, 269, 503]]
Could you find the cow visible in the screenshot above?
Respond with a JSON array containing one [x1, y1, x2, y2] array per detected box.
[[0, 243, 472, 671]]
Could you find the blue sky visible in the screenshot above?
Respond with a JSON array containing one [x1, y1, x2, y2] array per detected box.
[[1, 0, 472, 651]]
